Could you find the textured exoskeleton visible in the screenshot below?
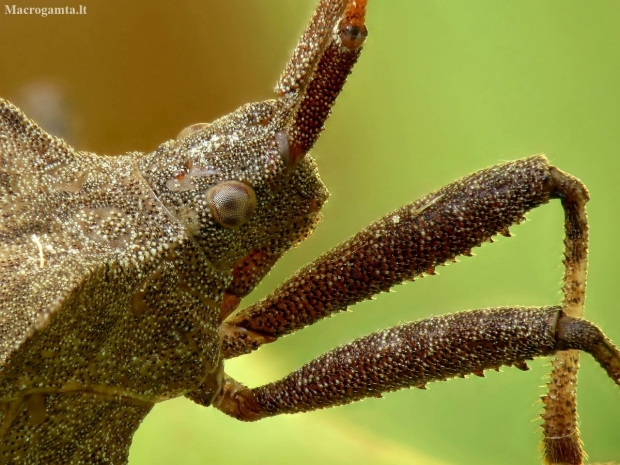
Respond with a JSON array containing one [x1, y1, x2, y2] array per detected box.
[[1, 1, 619, 464]]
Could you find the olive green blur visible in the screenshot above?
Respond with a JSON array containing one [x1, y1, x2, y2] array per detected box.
[[1, 1, 619, 464]]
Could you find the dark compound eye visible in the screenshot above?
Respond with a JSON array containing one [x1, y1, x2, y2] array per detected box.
[[206, 181, 257, 229]]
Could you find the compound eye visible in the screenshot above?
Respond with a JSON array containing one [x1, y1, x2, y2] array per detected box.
[[206, 181, 257, 229]]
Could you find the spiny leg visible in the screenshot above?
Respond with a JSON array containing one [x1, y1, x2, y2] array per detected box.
[[207, 308, 620, 424], [220, 155, 583, 358], [542, 168, 590, 465]]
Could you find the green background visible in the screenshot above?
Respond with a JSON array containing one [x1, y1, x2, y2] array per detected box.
[[1, 1, 619, 464]]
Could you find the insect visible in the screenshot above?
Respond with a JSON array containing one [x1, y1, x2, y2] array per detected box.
[[1, 0, 620, 464]]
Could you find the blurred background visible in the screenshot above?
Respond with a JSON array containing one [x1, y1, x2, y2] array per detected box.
[[2, 1, 620, 464]]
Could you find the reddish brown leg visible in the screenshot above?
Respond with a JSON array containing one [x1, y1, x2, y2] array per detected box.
[[220, 155, 585, 359], [206, 308, 620, 424]]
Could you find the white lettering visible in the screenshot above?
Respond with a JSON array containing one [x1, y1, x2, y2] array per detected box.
[[4, 4, 87, 16]]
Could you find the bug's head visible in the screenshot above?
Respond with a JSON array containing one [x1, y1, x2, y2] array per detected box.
[[139, 0, 366, 297], [139, 99, 328, 281]]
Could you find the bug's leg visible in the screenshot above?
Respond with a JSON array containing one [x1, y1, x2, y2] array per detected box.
[[542, 168, 590, 465], [208, 308, 620, 424], [219, 155, 585, 358], [219, 155, 592, 462]]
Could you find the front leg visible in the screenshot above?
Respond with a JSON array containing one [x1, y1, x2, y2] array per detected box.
[[211, 307, 620, 425], [220, 155, 583, 357]]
